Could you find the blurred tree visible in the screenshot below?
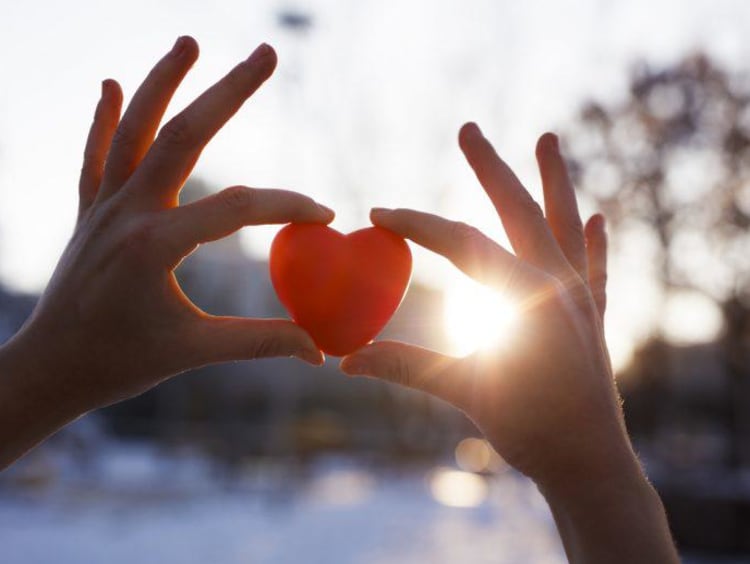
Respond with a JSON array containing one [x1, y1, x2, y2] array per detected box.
[[566, 54, 750, 468]]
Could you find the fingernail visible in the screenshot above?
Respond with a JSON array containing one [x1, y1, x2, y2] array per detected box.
[[100, 78, 116, 99], [295, 348, 324, 366], [340, 357, 369, 376], [247, 42, 273, 64], [317, 203, 335, 217], [547, 132, 559, 152], [171, 36, 188, 57], [370, 207, 392, 218], [463, 122, 482, 137]]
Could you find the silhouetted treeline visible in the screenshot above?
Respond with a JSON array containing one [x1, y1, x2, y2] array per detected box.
[[568, 53, 750, 553]]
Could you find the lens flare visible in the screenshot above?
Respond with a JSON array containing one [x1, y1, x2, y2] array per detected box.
[[443, 273, 518, 357], [429, 467, 488, 508]]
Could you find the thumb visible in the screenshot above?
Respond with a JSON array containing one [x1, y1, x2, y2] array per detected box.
[[190, 316, 324, 366], [340, 341, 467, 409]]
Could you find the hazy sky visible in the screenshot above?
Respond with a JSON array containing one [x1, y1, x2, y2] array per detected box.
[[1, 0, 748, 366]]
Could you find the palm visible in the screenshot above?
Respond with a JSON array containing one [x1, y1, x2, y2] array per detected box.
[[342, 124, 625, 486], [16, 37, 332, 412]]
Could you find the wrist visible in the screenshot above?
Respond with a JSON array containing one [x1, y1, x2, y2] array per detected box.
[[0, 325, 87, 468], [534, 433, 646, 502], [537, 450, 679, 564]]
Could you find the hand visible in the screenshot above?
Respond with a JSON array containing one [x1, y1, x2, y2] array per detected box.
[[0, 37, 333, 466], [342, 122, 621, 487], [341, 123, 679, 562]]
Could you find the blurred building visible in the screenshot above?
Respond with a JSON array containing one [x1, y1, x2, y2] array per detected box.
[[100, 180, 470, 464]]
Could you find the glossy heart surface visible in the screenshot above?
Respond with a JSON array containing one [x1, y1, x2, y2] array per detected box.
[[269, 224, 412, 356]]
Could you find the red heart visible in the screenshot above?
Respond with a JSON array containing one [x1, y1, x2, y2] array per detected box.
[[269, 224, 412, 356]]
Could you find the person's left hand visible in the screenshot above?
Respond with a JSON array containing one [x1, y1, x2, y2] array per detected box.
[[0, 37, 332, 454]]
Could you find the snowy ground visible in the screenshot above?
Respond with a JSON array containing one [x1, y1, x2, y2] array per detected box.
[[0, 442, 563, 564], [0, 442, 744, 563]]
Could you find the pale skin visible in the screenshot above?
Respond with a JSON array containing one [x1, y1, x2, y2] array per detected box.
[[341, 124, 680, 563], [0, 37, 678, 563]]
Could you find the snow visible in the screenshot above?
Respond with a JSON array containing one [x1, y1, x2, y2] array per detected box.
[[1, 443, 564, 564], [0, 442, 743, 563]]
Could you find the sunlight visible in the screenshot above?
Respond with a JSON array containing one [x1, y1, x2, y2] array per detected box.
[[443, 273, 518, 357], [429, 467, 488, 508]]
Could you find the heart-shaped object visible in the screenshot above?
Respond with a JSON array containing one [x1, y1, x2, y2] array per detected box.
[[270, 224, 412, 356]]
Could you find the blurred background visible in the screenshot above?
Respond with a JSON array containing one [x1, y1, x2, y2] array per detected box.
[[1, 0, 750, 562]]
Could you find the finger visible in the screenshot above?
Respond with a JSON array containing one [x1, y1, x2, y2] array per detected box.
[[536, 132, 588, 280], [160, 186, 335, 264], [188, 316, 323, 366], [98, 36, 200, 199], [370, 207, 550, 302], [458, 123, 572, 278], [340, 341, 469, 410], [130, 43, 278, 207], [78, 79, 123, 217], [584, 214, 608, 320]]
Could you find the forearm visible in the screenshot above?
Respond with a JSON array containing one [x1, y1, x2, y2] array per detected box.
[[539, 456, 679, 564], [0, 331, 84, 470]]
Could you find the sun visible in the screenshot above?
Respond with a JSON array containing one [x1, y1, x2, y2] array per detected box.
[[442, 272, 518, 357]]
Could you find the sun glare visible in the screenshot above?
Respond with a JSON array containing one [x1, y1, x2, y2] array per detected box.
[[443, 274, 518, 357]]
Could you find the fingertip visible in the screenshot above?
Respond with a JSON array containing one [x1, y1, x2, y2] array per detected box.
[[312, 203, 335, 223], [284, 324, 324, 365], [101, 78, 122, 98], [339, 353, 371, 376], [264, 44, 279, 73], [97, 79, 122, 120], [181, 35, 200, 58], [536, 132, 559, 158], [247, 42, 278, 73], [170, 36, 199, 61], [369, 207, 393, 224], [585, 213, 606, 234], [458, 122, 482, 147], [295, 347, 325, 366]]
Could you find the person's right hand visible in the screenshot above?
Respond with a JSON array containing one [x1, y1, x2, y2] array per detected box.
[[342, 124, 679, 562], [342, 123, 630, 490]]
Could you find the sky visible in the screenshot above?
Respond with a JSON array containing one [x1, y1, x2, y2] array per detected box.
[[1, 0, 748, 368]]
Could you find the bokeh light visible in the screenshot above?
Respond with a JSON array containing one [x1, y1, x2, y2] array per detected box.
[[455, 437, 508, 474], [429, 467, 488, 508]]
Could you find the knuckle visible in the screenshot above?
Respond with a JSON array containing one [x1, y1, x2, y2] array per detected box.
[[591, 270, 608, 287], [516, 225, 548, 261], [218, 185, 255, 210], [88, 199, 122, 233], [517, 193, 545, 219], [248, 333, 285, 358], [111, 123, 138, 151], [451, 222, 484, 252], [119, 217, 160, 262], [533, 278, 568, 311], [159, 114, 195, 148], [450, 222, 495, 277], [225, 63, 251, 96], [562, 220, 585, 243], [386, 354, 413, 387]]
